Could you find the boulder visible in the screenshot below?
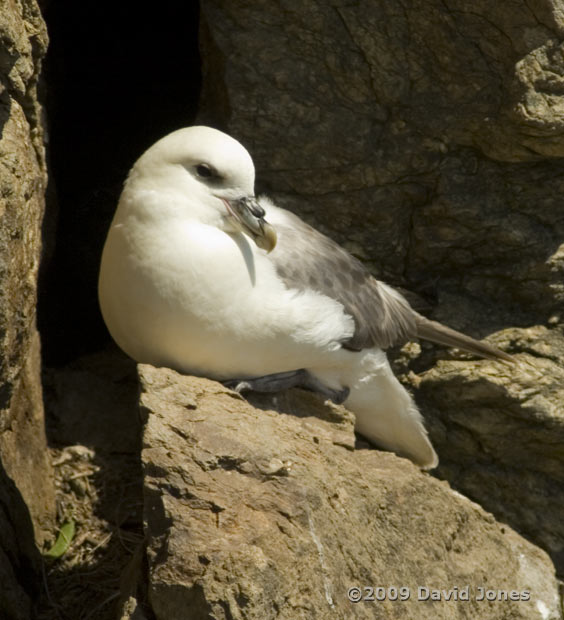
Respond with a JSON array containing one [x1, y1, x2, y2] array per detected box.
[[133, 364, 562, 620]]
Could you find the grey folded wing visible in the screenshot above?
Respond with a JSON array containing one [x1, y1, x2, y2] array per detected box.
[[268, 211, 512, 362]]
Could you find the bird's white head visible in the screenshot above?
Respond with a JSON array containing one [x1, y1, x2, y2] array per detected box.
[[120, 126, 277, 252]]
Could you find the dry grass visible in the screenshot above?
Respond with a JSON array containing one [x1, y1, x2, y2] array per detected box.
[[37, 444, 144, 620]]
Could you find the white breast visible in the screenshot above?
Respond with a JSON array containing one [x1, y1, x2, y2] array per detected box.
[[99, 199, 353, 379]]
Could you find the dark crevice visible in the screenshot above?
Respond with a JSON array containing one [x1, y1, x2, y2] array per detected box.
[[37, 0, 202, 366]]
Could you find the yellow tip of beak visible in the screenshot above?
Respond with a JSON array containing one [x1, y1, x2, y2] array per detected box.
[[256, 222, 277, 253]]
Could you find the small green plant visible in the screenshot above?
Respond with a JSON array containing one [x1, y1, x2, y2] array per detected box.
[[44, 520, 76, 559]]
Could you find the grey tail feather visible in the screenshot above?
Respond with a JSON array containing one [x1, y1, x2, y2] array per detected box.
[[414, 314, 514, 363]]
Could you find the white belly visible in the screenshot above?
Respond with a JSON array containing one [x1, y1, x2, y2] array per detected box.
[[99, 216, 353, 379]]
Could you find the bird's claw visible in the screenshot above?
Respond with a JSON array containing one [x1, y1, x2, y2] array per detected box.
[[222, 370, 349, 405]]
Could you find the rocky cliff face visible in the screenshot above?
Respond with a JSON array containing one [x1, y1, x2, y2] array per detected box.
[[2, 0, 563, 619], [0, 0, 53, 617]]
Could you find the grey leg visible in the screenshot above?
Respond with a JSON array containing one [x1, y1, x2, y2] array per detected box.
[[224, 369, 349, 405], [225, 369, 308, 394]]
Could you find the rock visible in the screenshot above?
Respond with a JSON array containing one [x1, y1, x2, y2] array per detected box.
[[0, 0, 53, 616], [118, 543, 149, 620], [119, 597, 148, 620], [136, 365, 562, 620], [0, 462, 35, 620], [417, 325, 564, 573], [197, 0, 564, 579], [44, 348, 141, 453]]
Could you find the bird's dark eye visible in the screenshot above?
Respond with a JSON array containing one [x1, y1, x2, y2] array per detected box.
[[196, 163, 214, 178]]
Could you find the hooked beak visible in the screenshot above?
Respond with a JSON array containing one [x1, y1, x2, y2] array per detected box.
[[222, 196, 277, 253]]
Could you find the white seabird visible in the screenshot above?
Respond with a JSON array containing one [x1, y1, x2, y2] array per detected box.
[[99, 126, 512, 469]]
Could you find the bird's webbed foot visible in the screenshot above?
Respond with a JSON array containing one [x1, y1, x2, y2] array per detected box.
[[223, 369, 349, 405]]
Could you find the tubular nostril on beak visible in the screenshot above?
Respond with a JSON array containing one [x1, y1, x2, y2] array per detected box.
[[246, 198, 265, 219], [221, 196, 277, 252]]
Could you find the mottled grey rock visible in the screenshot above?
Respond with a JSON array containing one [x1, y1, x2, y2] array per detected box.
[[137, 365, 562, 620], [198, 0, 564, 577], [0, 0, 52, 616]]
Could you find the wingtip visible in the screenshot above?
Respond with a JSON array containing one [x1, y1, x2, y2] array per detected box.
[[415, 315, 515, 365], [477, 345, 515, 365]]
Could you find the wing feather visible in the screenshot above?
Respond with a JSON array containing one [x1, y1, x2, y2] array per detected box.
[[267, 211, 415, 350], [266, 206, 513, 362]]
